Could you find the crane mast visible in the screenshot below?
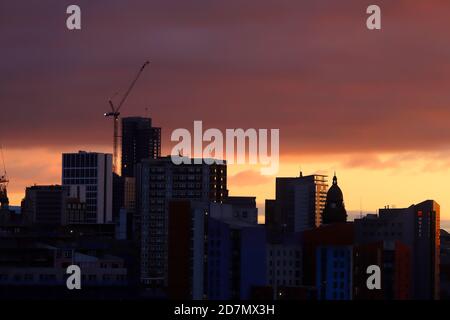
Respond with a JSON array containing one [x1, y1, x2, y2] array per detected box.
[[0, 145, 9, 209], [105, 61, 150, 175]]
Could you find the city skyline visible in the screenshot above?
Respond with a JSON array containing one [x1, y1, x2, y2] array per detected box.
[[2, 0, 450, 306], [2, 0, 450, 222]]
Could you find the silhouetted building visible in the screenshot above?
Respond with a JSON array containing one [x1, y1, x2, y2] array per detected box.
[[266, 233, 302, 299], [302, 223, 354, 288], [223, 196, 258, 224], [112, 173, 124, 223], [322, 174, 347, 224], [440, 229, 450, 299], [167, 200, 208, 300], [353, 240, 411, 300], [62, 151, 113, 224], [207, 213, 267, 300], [0, 242, 127, 287], [354, 200, 440, 300], [0, 208, 29, 236], [121, 117, 161, 178], [265, 199, 276, 231], [209, 200, 258, 226], [316, 245, 353, 300], [123, 177, 139, 241], [166, 200, 265, 300], [267, 173, 328, 236], [65, 185, 87, 224], [275, 286, 316, 300], [21, 185, 68, 226], [136, 156, 227, 287]]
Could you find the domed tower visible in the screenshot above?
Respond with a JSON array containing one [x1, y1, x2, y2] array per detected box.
[[322, 173, 347, 224]]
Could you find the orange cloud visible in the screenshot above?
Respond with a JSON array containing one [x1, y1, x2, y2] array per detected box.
[[228, 170, 272, 187]]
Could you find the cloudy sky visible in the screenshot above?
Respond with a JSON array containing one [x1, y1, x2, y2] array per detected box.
[[1, 0, 450, 222]]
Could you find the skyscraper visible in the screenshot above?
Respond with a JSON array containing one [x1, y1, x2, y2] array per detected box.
[[121, 117, 161, 178], [62, 151, 113, 224], [167, 200, 208, 300], [352, 240, 411, 300], [354, 200, 440, 300], [136, 156, 227, 287], [207, 208, 267, 300], [266, 173, 328, 235]]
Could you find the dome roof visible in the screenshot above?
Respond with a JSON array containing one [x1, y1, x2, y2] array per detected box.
[[327, 175, 343, 202], [322, 173, 347, 224]]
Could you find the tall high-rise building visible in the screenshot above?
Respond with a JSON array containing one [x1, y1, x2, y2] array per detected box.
[[266, 233, 303, 299], [121, 117, 161, 178], [353, 240, 411, 300], [167, 200, 208, 300], [62, 151, 113, 224], [207, 203, 267, 300], [316, 245, 353, 300], [354, 200, 440, 300], [302, 223, 354, 290], [266, 173, 328, 235], [166, 200, 265, 300], [136, 156, 227, 287]]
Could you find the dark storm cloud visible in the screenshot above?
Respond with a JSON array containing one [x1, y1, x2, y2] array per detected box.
[[1, 0, 450, 155]]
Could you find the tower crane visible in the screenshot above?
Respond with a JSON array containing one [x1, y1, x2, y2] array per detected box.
[[105, 60, 150, 174], [0, 145, 9, 209]]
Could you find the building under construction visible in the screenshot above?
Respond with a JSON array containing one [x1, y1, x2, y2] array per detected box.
[[0, 145, 8, 210]]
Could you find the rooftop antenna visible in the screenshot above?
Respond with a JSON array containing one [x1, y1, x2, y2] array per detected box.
[[360, 196, 363, 218]]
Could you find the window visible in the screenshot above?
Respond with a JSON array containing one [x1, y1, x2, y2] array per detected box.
[[63, 250, 72, 258]]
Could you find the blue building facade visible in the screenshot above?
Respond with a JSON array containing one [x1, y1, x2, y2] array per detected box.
[[316, 245, 352, 300], [240, 226, 267, 299], [207, 217, 267, 299]]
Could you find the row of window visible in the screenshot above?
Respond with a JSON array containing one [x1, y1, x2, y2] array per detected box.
[[0, 273, 125, 282], [269, 279, 301, 287], [63, 154, 98, 168], [63, 168, 98, 178], [269, 260, 301, 267], [269, 250, 301, 258], [362, 232, 402, 237], [362, 222, 403, 228], [269, 269, 301, 277], [67, 203, 86, 209], [0, 274, 56, 281], [63, 178, 98, 185]]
